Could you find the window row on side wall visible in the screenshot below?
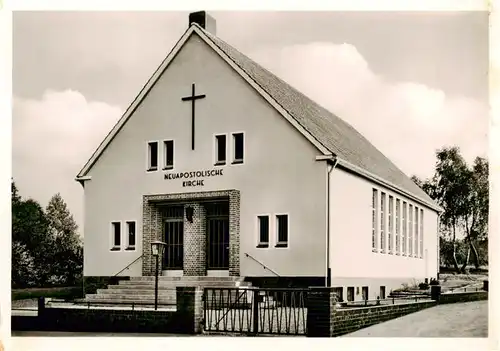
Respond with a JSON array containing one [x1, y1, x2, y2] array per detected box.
[[110, 221, 136, 251], [256, 214, 289, 248], [372, 188, 424, 259], [146, 132, 245, 171]]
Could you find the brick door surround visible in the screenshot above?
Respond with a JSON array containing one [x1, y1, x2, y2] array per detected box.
[[142, 190, 240, 277]]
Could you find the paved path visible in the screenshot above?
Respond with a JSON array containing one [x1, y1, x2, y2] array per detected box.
[[344, 300, 488, 337]]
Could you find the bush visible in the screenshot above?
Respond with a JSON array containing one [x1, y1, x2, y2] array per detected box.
[[429, 278, 440, 286], [12, 286, 84, 301], [418, 282, 430, 290]]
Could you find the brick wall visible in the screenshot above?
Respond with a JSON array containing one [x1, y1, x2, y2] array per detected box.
[[331, 301, 437, 336], [142, 190, 240, 277], [306, 287, 337, 337], [306, 288, 437, 337], [13, 287, 204, 334], [184, 203, 207, 276], [439, 291, 488, 304]]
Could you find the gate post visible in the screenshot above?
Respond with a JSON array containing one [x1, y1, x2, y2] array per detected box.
[[306, 287, 337, 337], [176, 286, 204, 334], [251, 289, 259, 335]]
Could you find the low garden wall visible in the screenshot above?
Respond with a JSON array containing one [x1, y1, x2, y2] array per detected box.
[[439, 291, 488, 304], [12, 286, 203, 334], [306, 286, 488, 337], [331, 301, 437, 336]]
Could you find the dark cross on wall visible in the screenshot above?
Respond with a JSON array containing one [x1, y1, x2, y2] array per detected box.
[[181, 83, 206, 150]]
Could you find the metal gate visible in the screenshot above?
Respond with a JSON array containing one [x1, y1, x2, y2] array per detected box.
[[163, 206, 184, 269], [203, 287, 308, 335], [206, 202, 229, 270]]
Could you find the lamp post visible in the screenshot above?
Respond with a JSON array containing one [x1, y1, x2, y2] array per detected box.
[[151, 240, 166, 310]]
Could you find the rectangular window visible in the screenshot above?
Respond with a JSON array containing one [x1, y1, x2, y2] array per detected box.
[[414, 207, 419, 258], [276, 214, 288, 247], [408, 204, 413, 257], [333, 287, 344, 302], [372, 189, 378, 252], [347, 287, 355, 302], [380, 286, 386, 299], [388, 196, 393, 254], [380, 192, 386, 253], [362, 286, 369, 301], [148, 142, 158, 171], [215, 135, 226, 165], [163, 140, 174, 169], [111, 222, 121, 250], [395, 199, 400, 255], [402, 202, 407, 255], [232, 132, 244, 164], [126, 221, 136, 250], [257, 216, 269, 247], [420, 209, 424, 258]]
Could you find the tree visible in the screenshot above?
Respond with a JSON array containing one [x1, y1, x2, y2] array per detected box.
[[412, 147, 489, 273], [11, 181, 53, 287], [45, 193, 83, 285], [11, 183, 83, 288]]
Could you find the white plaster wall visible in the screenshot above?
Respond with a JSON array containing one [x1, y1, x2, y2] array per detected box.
[[83, 33, 327, 277], [329, 167, 439, 287]]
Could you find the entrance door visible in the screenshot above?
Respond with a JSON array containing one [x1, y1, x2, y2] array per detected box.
[[206, 202, 230, 271], [163, 206, 184, 270]]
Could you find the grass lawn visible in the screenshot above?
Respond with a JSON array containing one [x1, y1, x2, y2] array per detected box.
[[344, 300, 488, 337]]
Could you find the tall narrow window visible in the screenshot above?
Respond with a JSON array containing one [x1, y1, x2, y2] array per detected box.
[[347, 287, 354, 302], [232, 132, 244, 164], [111, 222, 121, 250], [372, 189, 378, 252], [414, 207, 419, 258], [388, 196, 393, 254], [276, 214, 288, 248], [380, 192, 386, 253], [163, 140, 174, 169], [408, 204, 413, 257], [148, 142, 158, 171], [402, 202, 407, 255], [395, 199, 400, 255], [257, 215, 269, 248], [334, 287, 344, 302], [380, 286, 386, 299], [215, 135, 226, 165], [362, 286, 369, 301], [420, 209, 424, 258], [126, 221, 136, 250]]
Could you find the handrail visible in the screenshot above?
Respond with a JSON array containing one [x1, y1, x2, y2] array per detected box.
[[244, 253, 280, 277], [113, 254, 144, 277]]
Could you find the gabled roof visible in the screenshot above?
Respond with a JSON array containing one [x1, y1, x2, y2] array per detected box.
[[76, 23, 440, 212]]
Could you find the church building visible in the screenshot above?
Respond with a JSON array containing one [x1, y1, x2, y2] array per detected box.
[[76, 12, 441, 301]]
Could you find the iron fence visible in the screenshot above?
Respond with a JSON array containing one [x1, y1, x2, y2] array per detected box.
[[203, 287, 308, 335], [42, 298, 175, 311], [337, 294, 432, 308], [444, 286, 484, 293]]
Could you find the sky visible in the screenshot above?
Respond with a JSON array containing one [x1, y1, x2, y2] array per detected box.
[[12, 11, 489, 234]]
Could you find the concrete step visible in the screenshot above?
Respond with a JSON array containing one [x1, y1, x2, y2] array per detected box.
[[84, 298, 175, 306], [88, 294, 176, 301], [96, 289, 176, 295], [116, 281, 252, 288], [130, 276, 242, 282]]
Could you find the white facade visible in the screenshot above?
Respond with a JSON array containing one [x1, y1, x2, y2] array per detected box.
[[79, 24, 440, 294], [82, 34, 327, 278], [329, 167, 439, 300]]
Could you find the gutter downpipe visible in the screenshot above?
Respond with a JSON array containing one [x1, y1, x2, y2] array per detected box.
[[437, 212, 442, 280], [326, 156, 339, 287]]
